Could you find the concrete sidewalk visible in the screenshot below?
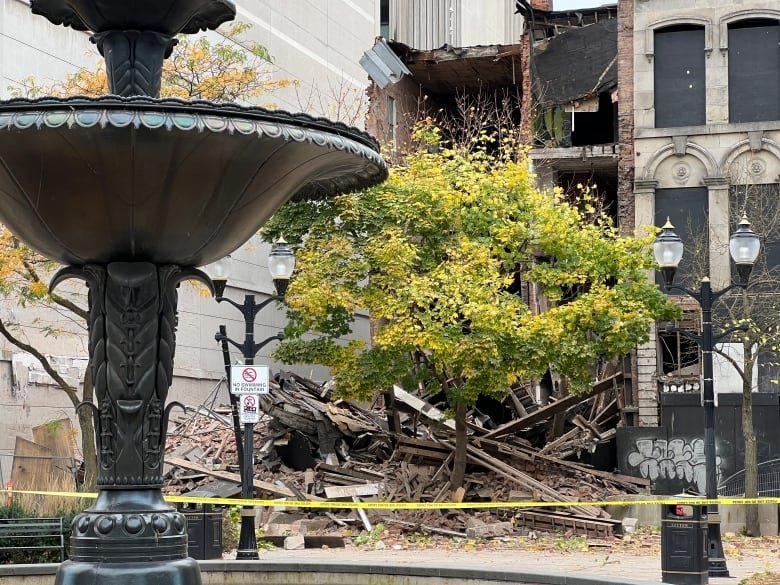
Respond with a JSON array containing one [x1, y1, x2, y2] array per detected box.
[[245, 546, 780, 584]]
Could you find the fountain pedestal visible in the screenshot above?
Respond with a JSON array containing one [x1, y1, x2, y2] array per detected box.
[[0, 2, 386, 580]]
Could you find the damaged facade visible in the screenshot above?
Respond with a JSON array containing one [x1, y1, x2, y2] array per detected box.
[[363, 0, 780, 498]]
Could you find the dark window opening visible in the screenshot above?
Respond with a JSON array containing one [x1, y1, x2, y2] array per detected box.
[[659, 329, 700, 376], [571, 92, 617, 146], [433, 89, 522, 155], [380, 0, 390, 39], [557, 170, 618, 224], [654, 25, 706, 128], [728, 19, 780, 123], [654, 187, 709, 291]]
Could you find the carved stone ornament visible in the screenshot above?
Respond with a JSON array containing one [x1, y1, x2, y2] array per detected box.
[[748, 158, 766, 177], [672, 162, 690, 183]]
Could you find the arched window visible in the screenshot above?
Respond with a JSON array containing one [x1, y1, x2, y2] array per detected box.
[[728, 19, 780, 123], [654, 25, 706, 128]]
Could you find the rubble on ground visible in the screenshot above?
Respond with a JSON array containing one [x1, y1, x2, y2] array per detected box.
[[164, 369, 648, 541]]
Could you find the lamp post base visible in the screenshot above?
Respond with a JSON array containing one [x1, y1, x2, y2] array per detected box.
[[708, 517, 730, 577], [236, 511, 259, 560], [55, 489, 199, 585]]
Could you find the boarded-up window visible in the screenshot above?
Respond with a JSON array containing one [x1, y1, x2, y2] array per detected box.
[[654, 187, 709, 290], [654, 26, 706, 128], [728, 19, 780, 123]]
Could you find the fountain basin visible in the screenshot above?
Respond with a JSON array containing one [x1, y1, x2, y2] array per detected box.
[[0, 96, 386, 266]]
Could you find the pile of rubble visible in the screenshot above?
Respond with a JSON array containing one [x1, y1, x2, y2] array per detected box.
[[164, 370, 648, 542]]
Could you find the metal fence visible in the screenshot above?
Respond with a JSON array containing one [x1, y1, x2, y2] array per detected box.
[[718, 458, 780, 497]]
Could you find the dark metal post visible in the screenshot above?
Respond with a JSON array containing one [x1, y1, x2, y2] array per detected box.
[[214, 292, 284, 561], [219, 325, 244, 473], [699, 280, 729, 577], [236, 295, 259, 561]]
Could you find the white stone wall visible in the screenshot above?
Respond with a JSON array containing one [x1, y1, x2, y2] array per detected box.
[[633, 0, 780, 424], [0, 0, 98, 97]]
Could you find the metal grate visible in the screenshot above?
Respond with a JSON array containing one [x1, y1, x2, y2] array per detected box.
[[718, 458, 780, 497]]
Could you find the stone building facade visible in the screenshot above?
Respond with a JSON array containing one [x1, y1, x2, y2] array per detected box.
[[629, 1, 780, 425]]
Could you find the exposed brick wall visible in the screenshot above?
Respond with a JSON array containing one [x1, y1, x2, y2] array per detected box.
[[519, 34, 534, 144], [616, 0, 634, 236], [365, 77, 440, 159], [534, 0, 552, 10]]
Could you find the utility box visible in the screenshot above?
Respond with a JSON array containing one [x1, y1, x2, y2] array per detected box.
[[178, 502, 223, 560], [661, 503, 708, 585]]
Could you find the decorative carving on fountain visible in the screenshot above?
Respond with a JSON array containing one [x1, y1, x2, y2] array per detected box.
[[51, 263, 212, 488], [29, 0, 236, 97]]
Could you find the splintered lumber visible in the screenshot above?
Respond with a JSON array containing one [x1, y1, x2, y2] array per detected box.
[[318, 463, 384, 481], [323, 483, 382, 499], [537, 427, 581, 455], [504, 441, 650, 489], [392, 385, 455, 430], [352, 496, 372, 531], [443, 441, 603, 518], [166, 456, 296, 498], [514, 509, 621, 539], [572, 414, 604, 439], [483, 373, 620, 439], [396, 436, 452, 462]]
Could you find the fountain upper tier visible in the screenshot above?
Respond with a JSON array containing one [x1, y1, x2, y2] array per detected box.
[[0, 96, 387, 267]]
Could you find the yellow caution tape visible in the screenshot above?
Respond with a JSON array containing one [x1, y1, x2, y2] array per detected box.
[[2, 489, 779, 509]]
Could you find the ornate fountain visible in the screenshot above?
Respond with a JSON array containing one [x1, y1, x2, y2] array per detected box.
[[0, 1, 386, 583]]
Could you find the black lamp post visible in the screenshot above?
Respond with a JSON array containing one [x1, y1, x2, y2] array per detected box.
[[205, 239, 295, 560], [654, 216, 760, 577]]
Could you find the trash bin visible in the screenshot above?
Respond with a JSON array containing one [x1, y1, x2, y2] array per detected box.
[[178, 502, 223, 560], [661, 503, 708, 585]]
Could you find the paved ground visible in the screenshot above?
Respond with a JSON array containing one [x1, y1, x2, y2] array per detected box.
[[242, 540, 780, 584]]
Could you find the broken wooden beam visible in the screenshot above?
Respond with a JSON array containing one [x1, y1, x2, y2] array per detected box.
[[483, 373, 620, 439], [166, 456, 295, 498]]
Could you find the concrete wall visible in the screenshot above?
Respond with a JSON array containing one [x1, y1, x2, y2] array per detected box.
[[631, 0, 780, 423], [232, 0, 377, 123], [0, 0, 98, 96]]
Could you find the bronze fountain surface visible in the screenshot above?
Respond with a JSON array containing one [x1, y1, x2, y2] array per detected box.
[[0, 1, 386, 583]]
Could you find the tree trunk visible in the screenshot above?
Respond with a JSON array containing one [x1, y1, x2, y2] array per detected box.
[[78, 365, 98, 490], [742, 350, 759, 536], [451, 401, 468, 490]]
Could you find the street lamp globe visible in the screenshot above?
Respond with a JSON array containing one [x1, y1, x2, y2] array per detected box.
[[268, 237, 296, 296], [729, 215, 760, 284], [654, 218, 683, 288], [203, 254, 233, 298]]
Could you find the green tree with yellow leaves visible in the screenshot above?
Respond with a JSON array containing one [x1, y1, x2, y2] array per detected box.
[[263, 124, 679, 489]]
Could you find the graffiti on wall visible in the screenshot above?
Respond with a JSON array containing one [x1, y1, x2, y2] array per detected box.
[[625, 438, 723, 494]]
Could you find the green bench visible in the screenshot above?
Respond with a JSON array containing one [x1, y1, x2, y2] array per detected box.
[[0, 517, 65, 562]]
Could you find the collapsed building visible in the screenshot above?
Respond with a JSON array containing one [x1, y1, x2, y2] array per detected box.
[[360, 0, 780, 515]]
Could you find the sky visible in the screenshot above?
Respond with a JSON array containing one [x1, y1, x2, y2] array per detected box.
[[552, 0, 612, 9]]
